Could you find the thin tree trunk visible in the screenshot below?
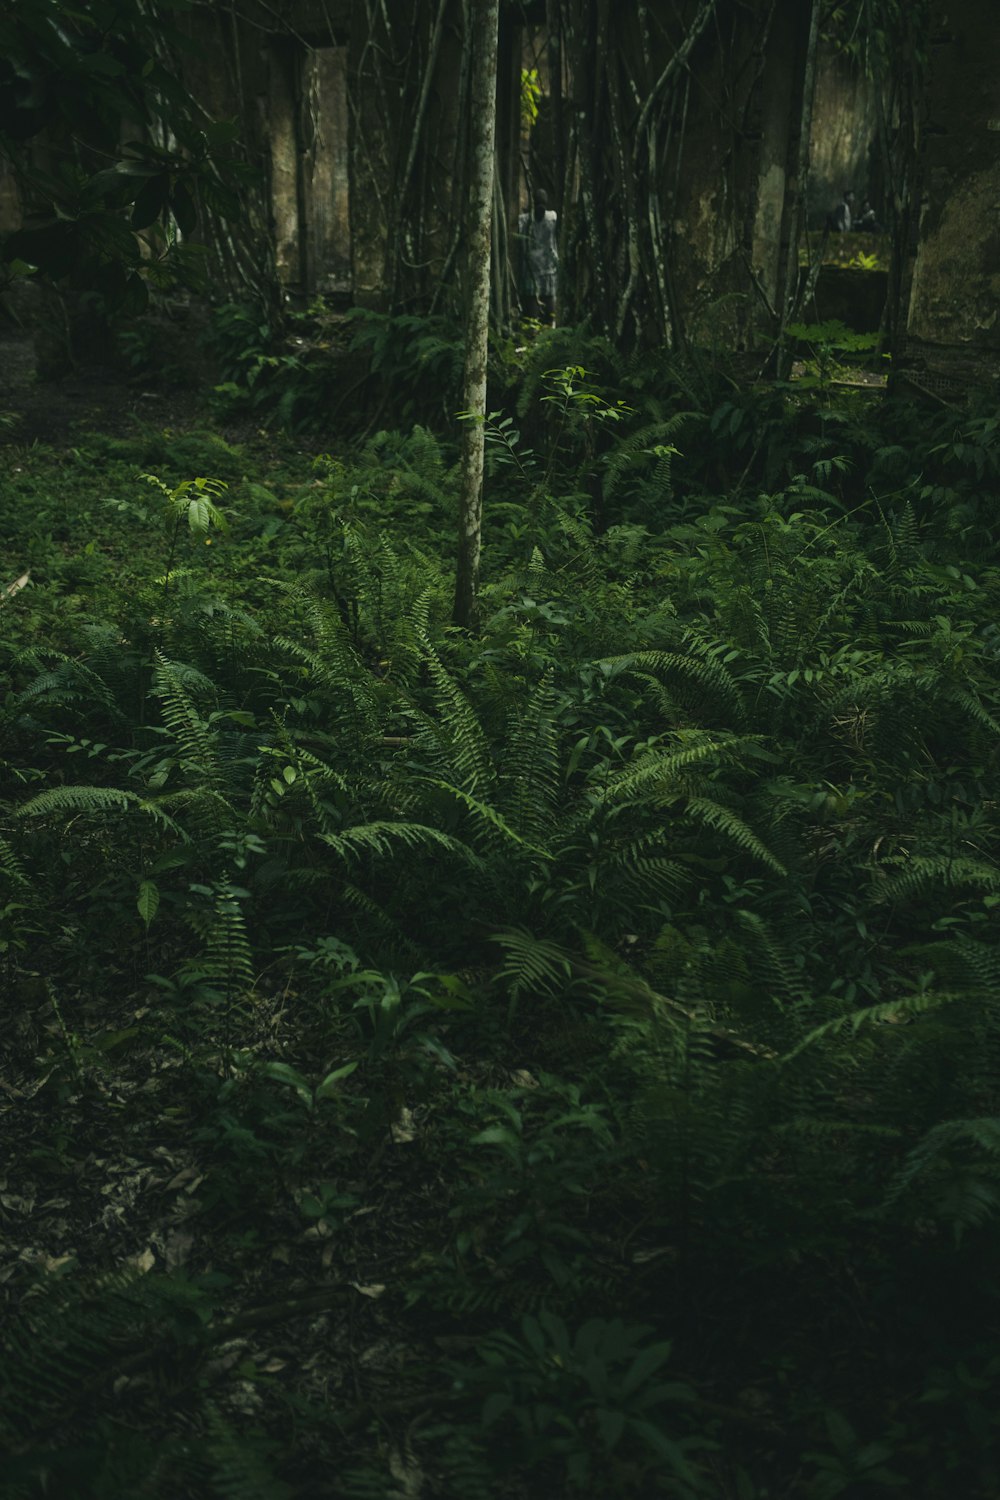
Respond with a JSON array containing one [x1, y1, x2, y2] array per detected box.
[[453, 0, 500, 631], [773, 0, 820, 375]]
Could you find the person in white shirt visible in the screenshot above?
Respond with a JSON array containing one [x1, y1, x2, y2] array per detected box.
[[828, 189, 855, 233], [517, 188, 559, 325]]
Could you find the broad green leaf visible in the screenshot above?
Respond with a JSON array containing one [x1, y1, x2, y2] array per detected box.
[[137, 879, 160, 926], [315, 1061, 359, 1099]]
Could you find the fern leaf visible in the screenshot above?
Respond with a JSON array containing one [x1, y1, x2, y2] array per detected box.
[[17, 785, 141, 818], [784, 990, 961, 1060], [603, 649, 747, 723], [318, 820, 477, 867], [874, 855, 1000, 904], [415, 777, 550, 857], [500, 670, 561, 844], [0, 833, 31, 886], [490, 927, 574, 997], [411, 638, 493, 793], [683, 796, 787, 875], [604, 733, 758, 802]]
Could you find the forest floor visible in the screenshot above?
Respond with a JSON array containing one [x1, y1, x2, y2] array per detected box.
[[3, 328, 1000, 1499], [0, 331, 199, 443]]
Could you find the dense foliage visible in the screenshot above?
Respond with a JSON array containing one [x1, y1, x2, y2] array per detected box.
[[0, 0, 248, 309], [3, 334, 1000, 1497]]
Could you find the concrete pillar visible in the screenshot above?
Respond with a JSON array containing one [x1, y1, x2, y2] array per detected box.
[[902, 0, 1000, 394], [666, 0, 818, 351]]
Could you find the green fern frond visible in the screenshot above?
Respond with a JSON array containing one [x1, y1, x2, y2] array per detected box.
[[603, 649, 747, 723], [318, 819, 477, 867], [205, 1406, 293, 1500], [602, 413, 688, 499], [874, 854, 1000, 904], [881, 1116, 1000, 1244], [411, 638, 494, 794], [340, 880, 412, 945], [803, 563, 878, 649], [500, 670, 561, 844], [900, 936, 1000, 995], [153, 651, 222, 785], [784, 990, 961, 1060], [684, 796, 787, 875], [602, 833, 688, 902], [945, 685, 1000, 737], [389, 584, 437, 684], [17, 785, 141, 819], [0, 1267, 224, 1453], [770, 1117, 903, 1141], [415, 777, 549, 857], [257, 741, 354, 836], [490, 927, 574, 997], [274, 633, 381, 735], [604, 733, 758, 802], [0, 832, 30, 886], [14, 648, 124, 714], [197, 883, 255, 994], [733, 908, 801, 1006]]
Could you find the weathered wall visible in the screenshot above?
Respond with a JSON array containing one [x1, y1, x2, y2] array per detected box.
[[903, 0, 1000, 388], [668, 0, 814, 349], [807, 45, 879, 227], [492, 0, 830, 351]]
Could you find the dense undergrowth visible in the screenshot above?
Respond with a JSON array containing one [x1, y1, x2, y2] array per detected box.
[[3, 324, 1000, 1497]]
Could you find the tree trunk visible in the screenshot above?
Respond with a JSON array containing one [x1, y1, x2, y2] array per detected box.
[[453, 0, 500, 631], [772, 0, 820, 376]]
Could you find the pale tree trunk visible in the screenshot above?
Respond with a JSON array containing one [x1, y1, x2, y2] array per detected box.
[[773, 0, 820, 376], [453, 0, 500, 631]]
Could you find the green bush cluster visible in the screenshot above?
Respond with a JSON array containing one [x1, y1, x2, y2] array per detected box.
[[2, 348, 1000, 1497]]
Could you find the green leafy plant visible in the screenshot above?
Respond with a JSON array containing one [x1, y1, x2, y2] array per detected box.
[[453, 1309, 712, 1493]]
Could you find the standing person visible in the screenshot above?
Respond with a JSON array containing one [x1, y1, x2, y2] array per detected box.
[[827, 189, 855, 233], [517, 188, 559, 326]]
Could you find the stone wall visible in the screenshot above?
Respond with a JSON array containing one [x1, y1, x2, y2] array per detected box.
[[807, 46, 880, 228], [667, 0, 814, 349], [902, 0, 1000, 393]]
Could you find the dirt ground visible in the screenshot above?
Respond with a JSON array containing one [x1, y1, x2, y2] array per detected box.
[[0, 330, 209, 446]]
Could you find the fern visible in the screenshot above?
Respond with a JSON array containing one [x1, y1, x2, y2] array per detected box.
[[317, 819, 477, 867], [784, 990, 962, 1060], [490, 927, 574, 999], [499, 669, 561, 845], [16, 783, 189, 838], [204, 1407, 293, 1500], [683, 796, 787, 876], [0, 832, 31, 887], [154, 651, 227, 792], [881, 1117, 1000, 1244], [408, 637, 494, 794], [602, 411, 688, 500], [414, 776, 548, 857], [190, 879, 255, 997], [603, 732, 761, 801], [873, 854, 1000, 905], [603, 649, 748, 724], [0, 1268, 222, 1453]]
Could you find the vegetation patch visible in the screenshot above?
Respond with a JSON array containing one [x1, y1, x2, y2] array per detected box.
[[3, 341, 1000, 1497]]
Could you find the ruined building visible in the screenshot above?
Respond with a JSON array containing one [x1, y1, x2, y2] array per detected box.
[[1, 0, 998, 394]]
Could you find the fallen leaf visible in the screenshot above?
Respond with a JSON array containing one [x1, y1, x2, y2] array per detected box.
[[164, 1229, 194, 1269]]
